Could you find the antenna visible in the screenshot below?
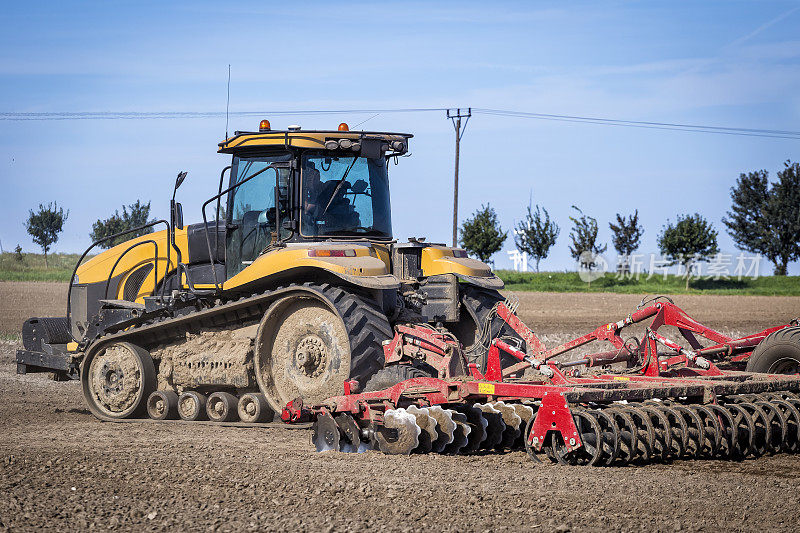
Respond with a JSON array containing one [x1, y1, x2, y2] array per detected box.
[[225, 64, 231, 138]]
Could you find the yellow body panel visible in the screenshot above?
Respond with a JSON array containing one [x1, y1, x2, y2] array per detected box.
[[420, 246, 494, 277], [75, 228, 188, 302], [223, 243, 390, 290]]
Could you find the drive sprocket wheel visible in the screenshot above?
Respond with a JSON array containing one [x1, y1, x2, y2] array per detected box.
[[254, 283, 392, 412], [81, 341, 156, 419]]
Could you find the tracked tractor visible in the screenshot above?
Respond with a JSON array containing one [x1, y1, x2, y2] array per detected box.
[[17, 121, 508, 421]]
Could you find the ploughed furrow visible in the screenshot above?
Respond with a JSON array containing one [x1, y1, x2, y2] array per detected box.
[[315, 391, 800, 466]]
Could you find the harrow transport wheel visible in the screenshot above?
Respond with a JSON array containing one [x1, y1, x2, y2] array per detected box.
[[312, 412, 340, 452], [207, 392, 239, 422], [746, 326, 800, 374], [364, 365, 431, 392], [178, 391, 207, 421], [255, 285, 392, 412], [237, 393, 271, 423], [82, 342, 156, 419], [147, 391, 178, 420]]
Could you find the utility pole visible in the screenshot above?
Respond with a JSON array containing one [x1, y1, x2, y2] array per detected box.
[[447, 108, 471, 247]]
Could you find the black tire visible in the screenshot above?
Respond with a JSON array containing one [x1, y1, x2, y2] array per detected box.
[[450, 285, 520, 372], [81, 341, 156, 419], [364, 365, 432, 392], [746, 326, 800, 374], [254, 283, 392, 411], [147, 390, 179, 420], [207, 392, 239, 422], [178, 391, 207, 421]]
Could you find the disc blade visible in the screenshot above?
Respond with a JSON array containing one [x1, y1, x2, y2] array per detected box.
[[375, 408, 421, 455], [312, 412, 340, 452]]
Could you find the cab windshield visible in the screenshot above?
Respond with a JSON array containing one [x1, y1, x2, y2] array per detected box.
[[301, 154, 392, 239]]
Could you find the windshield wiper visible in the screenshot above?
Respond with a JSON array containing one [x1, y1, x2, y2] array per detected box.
[[321, 157, 359, 216]]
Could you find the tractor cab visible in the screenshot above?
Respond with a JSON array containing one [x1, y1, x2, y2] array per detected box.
[[216, 122, 411, 279]]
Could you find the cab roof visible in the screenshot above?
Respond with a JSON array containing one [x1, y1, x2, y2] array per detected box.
[[218, 129, 413, 154]]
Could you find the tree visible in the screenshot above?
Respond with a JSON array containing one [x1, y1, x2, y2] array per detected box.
[[568, 206, 607, 260], [514, 202, 559, 272], [658, 213, 719, 290], [459, 204, 507, 264], [25, 202, 68, 267], [90, 200, 155, 249], [725, 163, 800, 275], [763, 162, 800, 275], [609, 210, 644, 256]]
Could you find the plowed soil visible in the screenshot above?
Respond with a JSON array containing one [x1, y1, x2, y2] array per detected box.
[[2, 283, 800, 532]]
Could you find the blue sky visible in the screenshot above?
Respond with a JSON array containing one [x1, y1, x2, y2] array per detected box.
[[2, 0, 799, 274]]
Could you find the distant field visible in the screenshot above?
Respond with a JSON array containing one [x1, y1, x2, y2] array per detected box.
[[2, 252, 798, 296], [0, 252, 86, 282], [497, 270, 800, 296]]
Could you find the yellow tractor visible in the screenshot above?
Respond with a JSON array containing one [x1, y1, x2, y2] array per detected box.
[[17, 120, 507, 422]]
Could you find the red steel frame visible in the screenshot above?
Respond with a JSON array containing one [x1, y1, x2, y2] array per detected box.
[[283, 299, 799, 452]]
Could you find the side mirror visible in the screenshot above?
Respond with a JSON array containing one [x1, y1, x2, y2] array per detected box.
[[174, 202, 184, 229]]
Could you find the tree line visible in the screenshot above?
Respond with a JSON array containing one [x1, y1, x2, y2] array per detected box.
[[20, 201, 155, 266], [459, 159, 800, 284], [17, 160, 800, 280]]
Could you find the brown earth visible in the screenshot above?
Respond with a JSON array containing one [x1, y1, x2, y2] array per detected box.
[[1, 283, 800, 531]]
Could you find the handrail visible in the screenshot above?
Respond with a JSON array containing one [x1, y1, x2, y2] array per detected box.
[[103, 239, 159, 300], [66, 219, 170, 344], [201, 163, 280, 292]]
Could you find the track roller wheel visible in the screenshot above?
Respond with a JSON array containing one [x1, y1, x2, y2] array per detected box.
[[147, 390, 178, 420], [178, 391, 207, 421], [82, 342, 156, 419], [206, 392, 239, 422], [334, 414, 363, 453], [312, 412, 341, 452], [237, 393, 271, 423], [374, 408, 421, 455]]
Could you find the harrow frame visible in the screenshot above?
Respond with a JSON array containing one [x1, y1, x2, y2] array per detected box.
[[283, 297, 800, 465]]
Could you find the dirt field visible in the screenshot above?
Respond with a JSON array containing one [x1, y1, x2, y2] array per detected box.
[[2, 283, 800, 531]]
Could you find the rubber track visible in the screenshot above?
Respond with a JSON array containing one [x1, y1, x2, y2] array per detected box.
[[84, 283, 392, 390]]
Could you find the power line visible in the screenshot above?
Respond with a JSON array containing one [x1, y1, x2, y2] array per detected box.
[[0, 106, 798, 139], [472, 108, 800, 140]]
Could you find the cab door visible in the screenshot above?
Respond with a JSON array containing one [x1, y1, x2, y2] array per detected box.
[[225, 155, 291, 279]]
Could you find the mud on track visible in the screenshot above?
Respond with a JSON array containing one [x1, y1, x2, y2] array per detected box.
[[1, 284, 800, 531]]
